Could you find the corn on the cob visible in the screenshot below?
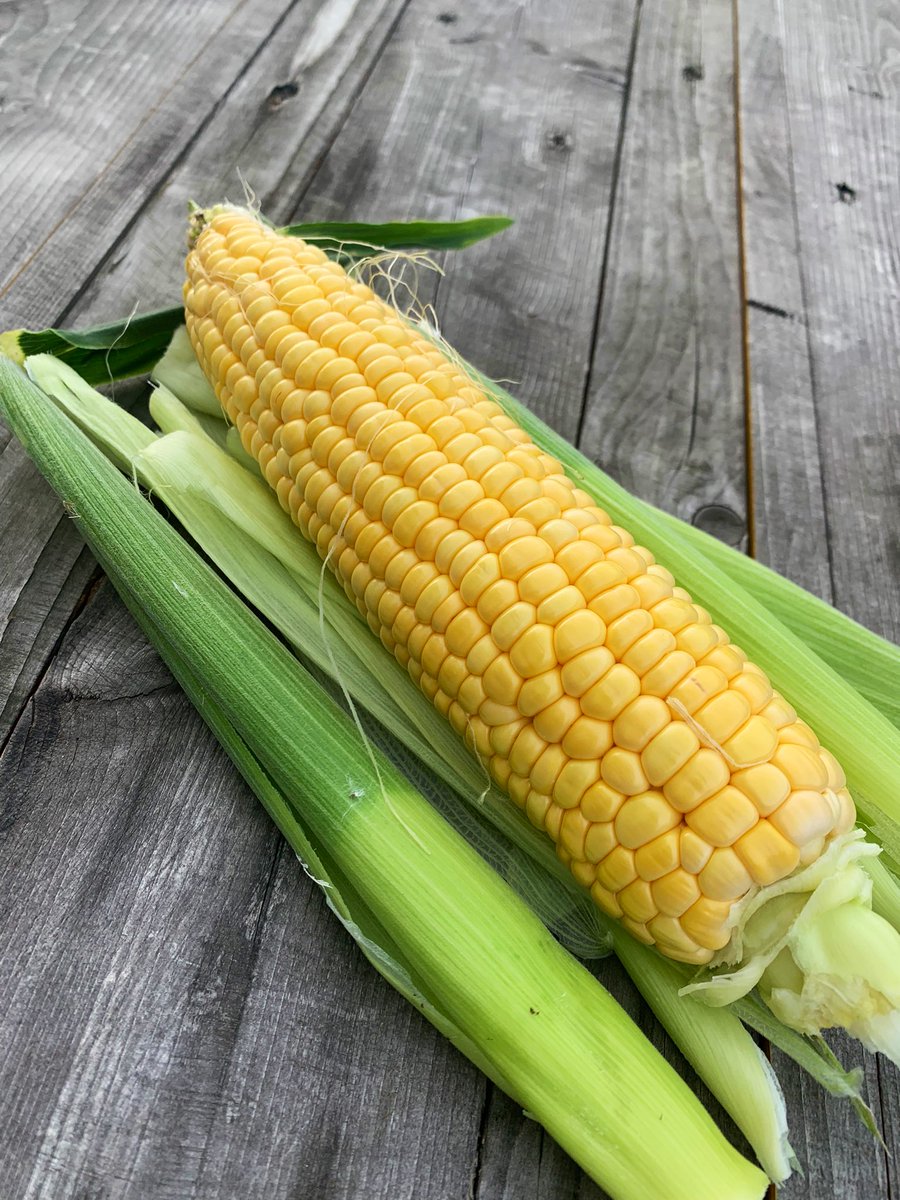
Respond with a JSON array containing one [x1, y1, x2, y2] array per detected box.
[[184, 208, 855, 966]]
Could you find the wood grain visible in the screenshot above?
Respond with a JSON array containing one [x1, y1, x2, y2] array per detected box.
[[0, 586, 484, 1200], [738, 0, 898, 1195], [0, 0, 897, 1196], [69, 0, 412, 321], [0, 0, 298, 327], [578, 0, 748, 544]]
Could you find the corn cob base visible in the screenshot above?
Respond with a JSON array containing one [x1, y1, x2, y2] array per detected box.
[[184, 208, 855, 968]]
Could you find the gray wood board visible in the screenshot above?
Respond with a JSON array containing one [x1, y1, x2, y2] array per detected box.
[[0, 0, 300, 327], [738, 0, 898, 1195], [0, 0, 896, 1197], [578, 0, 749, 545]]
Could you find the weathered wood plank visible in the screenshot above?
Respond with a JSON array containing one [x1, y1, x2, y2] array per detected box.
[[0, 0, 296, 326], [741, 0, 900, 642], [287, 0, 637, 442], [190, 847, 484, 1200], [0, 586, 484, 1200], [578, 0, 748, 544], [738, 0, 897, 1196], [0, 0, 412, 771], [69, 0, 411, 321], [0, 438, 95, 747]]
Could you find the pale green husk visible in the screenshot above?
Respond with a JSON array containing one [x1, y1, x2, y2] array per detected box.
[[683, 832, 900, 1065], [1, 355, 769, 1200], [30, 351, 900, 1180]]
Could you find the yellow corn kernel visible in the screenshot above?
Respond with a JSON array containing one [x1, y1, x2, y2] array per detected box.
[[680, 827, 713, 874], [618, 879, 658, 924], [581, 663, 641, 720], [581, 781, 626, 823], [591, 881, 623, 918], [614, 791, 681, 849], [605, 609, 653, 657], [601, 747, 650, 796], [634, 829, 681, 881], [509, 623, 555, 677], [722, 715, 778, 766], [570, 858, 597, 888], [669, 666, 729, 716], [730, 669, 773, 713], [553, 758, 601, 809], [585, 821, 618, 863], [647, 914, 703, 959], [545, 803, 564, 840], [680, 897, 733, 951], [639, 650, 694, 699], [760, 695, 797, 729], [641, 722, 701, 787], [693, 689, 752, 745], [685, 786, 759, 848], [697, 847, 753, 901], [771, 743, 829, 790], [730, 762, 791, 815], [651, 869, 701, 918], [612, 695, 670, 752], [769, 789, 838, 845], [554, 609, 607, 662], [518, 670, 564, 718], [533, 695, 581, 743], [560, 646, 615, 698], [559, 807, 591, 859], [525, 788, 551, 828], [531, 745, 568, 795], [561, 716, 613, 760], [597, 845, 638, 892], [622, 628, 677, 676], [734, 821, 801, 886], [664, 749, 731, 813]]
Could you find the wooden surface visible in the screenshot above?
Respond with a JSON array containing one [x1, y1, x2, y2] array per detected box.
[[0, 0, 896, 1196]]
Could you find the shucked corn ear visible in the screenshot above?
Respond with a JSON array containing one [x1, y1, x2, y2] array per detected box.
[[182, 208, 858, 967]]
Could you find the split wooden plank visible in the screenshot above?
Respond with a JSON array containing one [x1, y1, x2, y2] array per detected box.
[[0, 439, 94, 746], [578, 0, 748, 544], [738, 0, 897, 1196]]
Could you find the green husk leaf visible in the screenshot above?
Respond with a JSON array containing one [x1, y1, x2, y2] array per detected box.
[[108, 575, 518, 1095], [1, 214, 511, 387], [148, 379, 229, 448], [610, 929, 795, 1181], [0, 356, 767, 1200], [0, 308, 181, 387], [730, 995, 880, 1138], [280, 214, 514, 259], [28, 357, 801, 1178]]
